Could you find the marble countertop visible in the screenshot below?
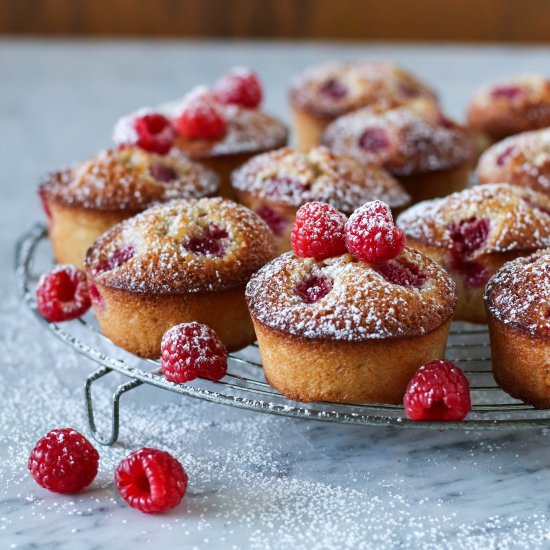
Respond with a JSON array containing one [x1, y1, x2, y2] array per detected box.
[[2, 40, 550, 550]]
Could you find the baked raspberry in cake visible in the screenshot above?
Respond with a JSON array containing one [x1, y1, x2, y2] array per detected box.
[[114, 86, 288, 199], [231, 146, 410, 252], [322, 99, 475, 203], [246, 249, 457, 404], [39, 146, 219, 267], [84, 198, 277, 357], [484, 249, 549, 408], [397, 184, 550, 323], [289, 60, 436, 149], [476, 128, 550, 196], [467, 75, 550, 151]]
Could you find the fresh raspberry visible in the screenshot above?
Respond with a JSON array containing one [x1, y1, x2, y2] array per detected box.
[[161, 322, 227, 383], [173, 93, 227, 140], [290, 202, 347, 261], [134, 113, 176, 155], [115, 448, 188, 514], [28, 428, 99, 494], [215, 67, 263, 108], [319, 78, 348, 100], [345, 201, 406, 263], [295, 275, 333, 303], [403, 360, 472, 421], [36, 265, 91, 322]]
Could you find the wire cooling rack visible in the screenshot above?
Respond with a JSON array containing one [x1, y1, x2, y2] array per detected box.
[[15, 223, 550, 445]]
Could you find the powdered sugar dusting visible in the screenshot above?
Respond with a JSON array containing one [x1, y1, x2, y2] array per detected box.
[[232, 146, 410, 212], [397, 183, 550, 256], [289, 60, 436, 119], [485, 248, 550, 336], [40, 147, 219, 212], [113, 87, 288, 159], [323, 99, 474, 176], [477, 128, 550, 195], [85, 198, 277, 294], [246, 249, 456, 341], [467, 74, 550, 139]]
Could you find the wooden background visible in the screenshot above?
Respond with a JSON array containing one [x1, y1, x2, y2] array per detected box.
[[1, 0, 549, 42]]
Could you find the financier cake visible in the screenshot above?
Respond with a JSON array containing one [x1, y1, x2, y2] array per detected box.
[[467, 74, 550, 152], [289, 60, 436, 149], [39, 146, 219, 267], [246, 249, 457, 404], [397, 184, 550, 323], [322, 99, 475, 204], [232, 146, 410, 253], [114, 86, 288, 198], [476, 128, 550, 196], [484, 249, 550, 408], [85, 198, 277, 357]]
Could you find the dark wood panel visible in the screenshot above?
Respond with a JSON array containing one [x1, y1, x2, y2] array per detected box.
[[1, 0, 549, 42]]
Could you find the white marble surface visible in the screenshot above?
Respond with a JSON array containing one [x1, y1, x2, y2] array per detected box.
[[2, 40, 550, 550]]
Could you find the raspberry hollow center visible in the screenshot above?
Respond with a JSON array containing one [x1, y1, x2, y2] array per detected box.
[[358, 128, 390, 152], [374, 261, 427, 288], [490, 85, 524, 100], [255, 205, 287, 237], [496, 145, 516, 167], [94, 244, 135, 275], [186, 225, 228, 257], [449, 218, 490, 257], [319, 78, 348, 100], [267, 176, 308, 198], [295, 275, 333, 304], [448, 218, 490, 288], [149, 162, 178, 182]]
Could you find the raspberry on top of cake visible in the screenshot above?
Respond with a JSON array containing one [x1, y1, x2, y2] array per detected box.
[[289, 60, 436, 120], [246, 248, 456, 342], [476, 128, 550, 196], [485, 249, 550, 337], [114, 86, 288, 160], [85, 197, 278, 294], [396, 183, 550, 259], [322, 99, 474, 176], [232, 145, 411, 213], [39, 146, 219, 213]]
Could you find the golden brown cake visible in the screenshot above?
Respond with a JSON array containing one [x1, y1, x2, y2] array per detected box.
[[231, 146, 410, 253], [84, 198, 277, 358], [397, 184, 550, 323], [476, 128, 550, 196], [289, 60, 436, 149], [246, 248, 457, 404], [484, 249, 550, 408], [113, 89, 288, 199], [39, 146, 219, 268], [467, 75, 550, 151], [322, 99, 475, 204]]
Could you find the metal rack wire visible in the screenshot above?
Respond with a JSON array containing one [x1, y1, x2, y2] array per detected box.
[[15, 223, 550, 445]]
